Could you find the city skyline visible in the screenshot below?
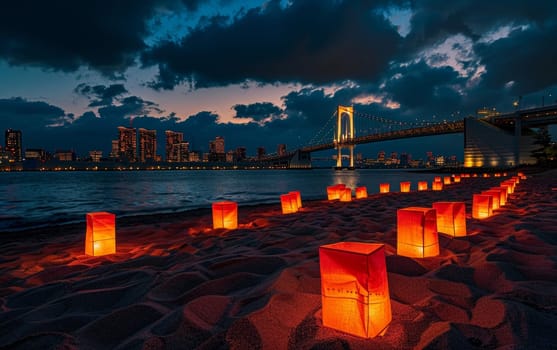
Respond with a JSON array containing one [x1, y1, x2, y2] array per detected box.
[[1, 1, 557, 158]]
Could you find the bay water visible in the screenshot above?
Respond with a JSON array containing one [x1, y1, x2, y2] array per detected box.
[[0, 169, 441, 232]]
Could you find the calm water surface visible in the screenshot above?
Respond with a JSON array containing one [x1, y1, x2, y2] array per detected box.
[[0, 169, 440, 231]]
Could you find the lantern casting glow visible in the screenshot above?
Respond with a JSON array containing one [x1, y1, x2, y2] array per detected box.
[[432, 181, 443, 191], [339, 188, 352, 202], [379, 183, 390, 193], [443, 176, 451, 185], [400, 181, 411, 193], [327, 184, 346, 200], [472, 194, 492, 219], [397, 207, 439, 258], [418, 181, 428, 191], [289, 191, 302, 209], [481, 190, 501, 210], [85, 212, 116, 256], [212, 201, 238, 229], [432, 202, 466, 237], [319, 242, 392, 338], [355, 186, 367, 199], [490, 187, 507, 206], [280, 193, 298, 214]]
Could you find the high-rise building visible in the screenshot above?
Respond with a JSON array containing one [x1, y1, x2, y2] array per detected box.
[[257, 147, 266, 160], [209, 136, 225, 161], [89, 150, 102, 162], [277, 144, 286, 156], [110, 140, 119, 159], [5, 129, 22, 162], [139, 128, 157, 162], [235, 147, 247, 161], [165, 130, 183, 162], [118, 126, 137, 162]]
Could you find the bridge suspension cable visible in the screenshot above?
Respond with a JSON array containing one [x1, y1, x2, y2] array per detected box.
[[305, 110, 337, 147]]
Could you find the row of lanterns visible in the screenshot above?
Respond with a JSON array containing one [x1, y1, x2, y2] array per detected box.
[[320, 172, 525, 338], [83, 171, 524, 340]]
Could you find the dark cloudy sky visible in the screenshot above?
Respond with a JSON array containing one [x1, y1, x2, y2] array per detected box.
[[1, 0, 556, 159]]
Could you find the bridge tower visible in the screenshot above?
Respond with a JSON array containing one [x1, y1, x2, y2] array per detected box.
[[335, 105, 355, 169]]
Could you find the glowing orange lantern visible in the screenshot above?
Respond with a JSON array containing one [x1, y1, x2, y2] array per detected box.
[[432, 202, 466, 237], [339, 188, 352, 202], [355, 186, 368, 199], [379, 183, 390, 193], [327, 184, 346, 200], [472, 194, 492, 219], [472, 173, 478, 178], [85, 212, 116, 256], [443, 176, 451, 185], [289, 191, 302, 209], [434, 176, 441, 182], [212, 201, 238, 229], [481, 190, 501, 210], [432, 181, 443, 191], [494, 173, 501, 177], [397, 207, 439, 258], [280, 193, 298, 214], [418, 181, 428, 191], [400, 181, 411, 193], [501, 180, 515, 194], [319, 242, 392, 338], [503, 172, 507, 176], [483, 173, 490, 178], [490, 187, 507, 206], [453, 175, 461, 183]]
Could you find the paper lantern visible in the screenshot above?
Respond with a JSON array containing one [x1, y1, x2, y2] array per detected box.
[[501, 180, 515, 194], [400, 181, 411, 193], [503, 172, 507, 176], [339, 188, 352, 202], [280, 193, 298, 214], [432, 181, 443, 191], [432, 202, 466, 237], [494, 173, 501, 177], [379, 183, 390, 193], [443, 176, 452, 185], [212, 201, 238, 229], [397, 207, 439, 258], [472, 194, 492, 219], [85, 212, 116, 256], [289, 191, 302, 209], [319, 242, 392, 338], [483, 173, 490, 178], [472, 173, 478, 178], [418, 181, 428, 191], [453, 175, 461, 183], [434, 176, 441, 182], [490, 187, 507, 206], [327, 184, 346, 200], [355, 186, 368, 199], [483, 190, 502, 210]]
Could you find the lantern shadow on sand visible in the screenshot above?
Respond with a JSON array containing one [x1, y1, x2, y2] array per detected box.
[[85, 212, 116, 256], [212, 201, 238, 229], [397, 207, 439, 258], [319, 242, 392, 338], [432, 202, 466, 237]]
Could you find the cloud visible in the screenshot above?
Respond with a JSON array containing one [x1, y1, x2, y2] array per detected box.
[[232, 102, 283, 123], [142, 0, 403, 89], [0, 0, 207, 77], [74, 83, 129, 107]]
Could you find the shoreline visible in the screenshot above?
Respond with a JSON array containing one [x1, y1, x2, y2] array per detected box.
[[1, 169, 556, 348]]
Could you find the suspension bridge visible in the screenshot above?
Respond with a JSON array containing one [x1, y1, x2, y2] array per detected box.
[[263, 104, 557, 169]]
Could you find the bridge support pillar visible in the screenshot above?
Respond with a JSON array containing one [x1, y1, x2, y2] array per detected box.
[[335, 105, 355, 170]]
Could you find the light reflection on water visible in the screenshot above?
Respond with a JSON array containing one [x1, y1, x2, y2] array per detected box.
[[0, 169, 440, 231]]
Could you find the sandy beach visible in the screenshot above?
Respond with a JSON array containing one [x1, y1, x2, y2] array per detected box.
[[1, 169, 556, 349]]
